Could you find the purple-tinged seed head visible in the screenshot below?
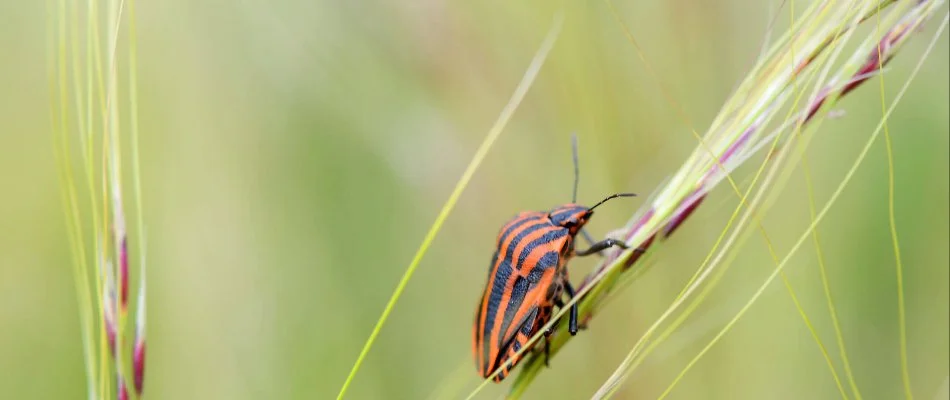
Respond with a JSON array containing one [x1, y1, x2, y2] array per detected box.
[[106, 321, 117, 356], [718, 127, 753, 168], [840, 22, 910, 98], [118, 376, 129, 400], [133, 259, 147, 395], [663, 192, 707, 238], [120, 237, 129, 312], [623, 208, 656, 244], [699, 126, 755, 186], [133, 339, 146, 395], [803, 86, 834, 124], [793, 35, 834, 77], [102, 280, 118, 356], [622, 234, 655, 271], [840, 54, 883, 97], [550, 7, 943, 395]]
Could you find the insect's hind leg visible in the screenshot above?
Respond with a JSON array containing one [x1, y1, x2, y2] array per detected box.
[[544, 336, 551, 367], [538, 307, 557, 368], [543, 308, 560, 337]]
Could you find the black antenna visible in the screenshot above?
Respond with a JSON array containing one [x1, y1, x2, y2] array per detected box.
[[589, 193, 637, 211], [571, 132, 580, 203]]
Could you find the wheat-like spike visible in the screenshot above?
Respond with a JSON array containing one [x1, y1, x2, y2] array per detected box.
[[499, 1, 945, 398]]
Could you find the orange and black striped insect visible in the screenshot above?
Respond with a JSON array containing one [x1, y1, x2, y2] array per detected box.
[[472, 134, 636, 382]]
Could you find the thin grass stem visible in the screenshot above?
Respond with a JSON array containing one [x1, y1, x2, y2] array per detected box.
[[875, 5, 914, 399], [803, 157, 863, 399], [335, 11, 565, 400], [653, 17, 947, 398], [50, 1, 98, 395]]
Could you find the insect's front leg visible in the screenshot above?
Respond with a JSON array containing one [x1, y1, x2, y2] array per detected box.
[[575, 238, 628, 256], [579, 229, 605, 258]]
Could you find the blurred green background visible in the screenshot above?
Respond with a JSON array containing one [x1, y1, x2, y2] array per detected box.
[[1, 0, 948, 399]]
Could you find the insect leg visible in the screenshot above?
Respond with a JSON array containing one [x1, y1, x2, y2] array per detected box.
[[575, 238, 628, 256], [544, 336, 551, 367], [578, 229, 605, 258], [562, 281, 579, 336], [543, 307, 559, 336]]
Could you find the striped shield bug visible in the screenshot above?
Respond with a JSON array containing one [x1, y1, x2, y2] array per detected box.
[[472, 134, 636, 382]]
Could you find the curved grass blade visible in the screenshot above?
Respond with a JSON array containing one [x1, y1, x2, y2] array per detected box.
[[803, 157, 863, 399], [653, 19, 947, 397], [875, 6, 914, 398], [50, 1, 98, 394], [334, 11, 565, 399]]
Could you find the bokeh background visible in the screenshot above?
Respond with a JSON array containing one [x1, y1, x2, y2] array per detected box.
[[2, 0, 948, 399]]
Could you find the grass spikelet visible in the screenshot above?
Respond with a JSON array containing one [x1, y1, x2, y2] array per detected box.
[[117, 376, 129, 400], [48, 0, 149, 398], [464, 1, 950, 398], [132, 252, 146, 396], [100, 253, 117, 355]]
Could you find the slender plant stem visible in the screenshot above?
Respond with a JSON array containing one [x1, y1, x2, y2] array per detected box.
[[335, 12, 565, 399]]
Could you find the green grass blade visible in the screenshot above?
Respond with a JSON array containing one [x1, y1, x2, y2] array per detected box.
[[803, 157, 864, 399], [876, 5, 914, 398], [653, 17, 948, 398], [334, 11, 565, 399]]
